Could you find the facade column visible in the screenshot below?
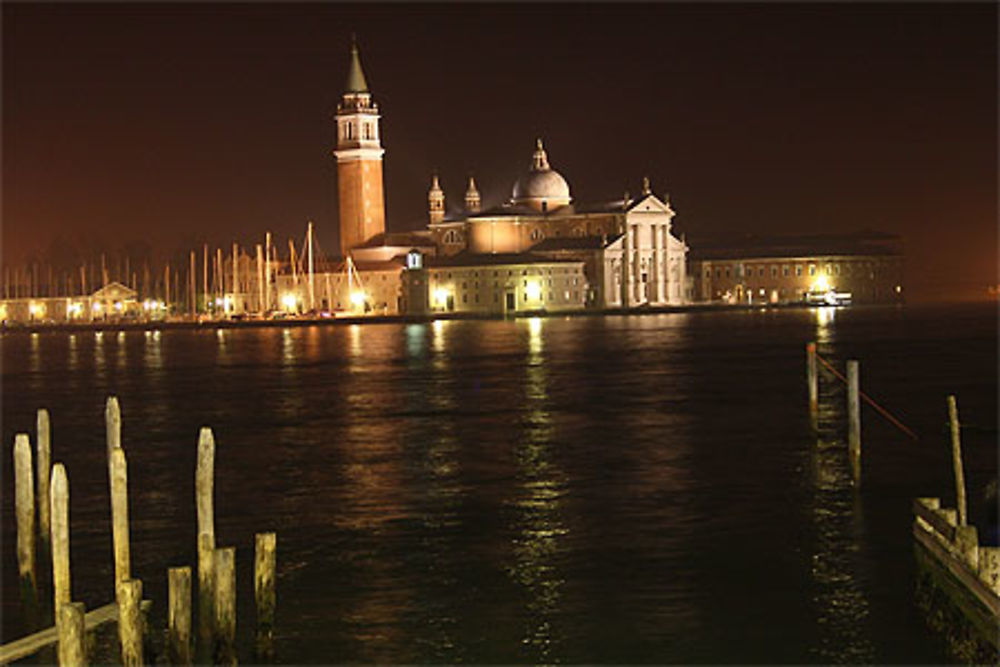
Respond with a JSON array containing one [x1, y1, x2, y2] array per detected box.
[[621, 229, 630, 307], [652, 224, 662, 303]]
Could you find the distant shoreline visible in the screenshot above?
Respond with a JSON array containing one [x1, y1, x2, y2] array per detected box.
[[0, 301, 911, 334]]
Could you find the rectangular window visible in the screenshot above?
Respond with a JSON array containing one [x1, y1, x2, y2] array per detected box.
[[809, 265, 816, 276], [783, 266, 790, 277], [758, 267, 764, 277], [771, 266, 777, 278], [796, 266, 803, 276]]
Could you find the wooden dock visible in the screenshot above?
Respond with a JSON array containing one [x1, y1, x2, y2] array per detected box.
[[912, 497, 999, 660]]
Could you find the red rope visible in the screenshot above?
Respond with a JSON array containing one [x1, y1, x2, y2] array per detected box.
[[814, 352, 919, 441]]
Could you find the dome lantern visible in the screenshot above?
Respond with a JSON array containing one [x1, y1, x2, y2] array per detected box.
[[511, 138, 571, 212]]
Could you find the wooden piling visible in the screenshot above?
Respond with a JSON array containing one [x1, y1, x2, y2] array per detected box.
[[36, 409, 52, 550], [57, 602, 86, 666], [255, 532, 277, 659], [196, 428, 216, 648], [110, 447, 132, 596], [954, 525, 979, 571], [847, 360, 861, 483], [806, 342, 818, 421], [51, 464, 71, 624], [979, 547, 1000, 596], [168, 567, 193, 665], [118, 578, 144, 666], [105, 396, 121, 454], [14, 434, 37, 592], [947, 395, 967, 527], [213, 547, 237, 666], [197, 532, 215, 650]]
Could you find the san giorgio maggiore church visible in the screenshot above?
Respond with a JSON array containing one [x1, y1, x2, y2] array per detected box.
[[276, 40, 690, 316]]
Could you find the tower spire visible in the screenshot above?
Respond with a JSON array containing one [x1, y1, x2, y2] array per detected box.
[[465, 175, 481, 213], [429, 174, 445, 224], [345, 35, 369, 93]]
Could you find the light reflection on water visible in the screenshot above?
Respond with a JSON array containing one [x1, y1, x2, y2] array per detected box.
[[2, 305, 993, 664], [808, 390, 876, 662], [510, 317, 568, 661]]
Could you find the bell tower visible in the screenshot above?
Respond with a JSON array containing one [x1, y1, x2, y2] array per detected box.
[[334, 37, 385, 255], [428, 175, 445, 225]]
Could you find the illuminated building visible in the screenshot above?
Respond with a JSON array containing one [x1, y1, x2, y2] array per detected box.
[[425, 142, 689, 309], [401, 250, 587, 315], [324, 41, 689, 315], [688, 232, 905, 304], [0, 281, 150, 324]]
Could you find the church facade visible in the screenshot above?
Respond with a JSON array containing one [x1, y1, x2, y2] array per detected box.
[[424, 140, 688, 309]]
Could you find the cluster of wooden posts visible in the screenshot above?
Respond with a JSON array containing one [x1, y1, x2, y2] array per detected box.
[[3, 397, 277, 665], [806, 342, 866, 483], [805, 341, 999, 648]]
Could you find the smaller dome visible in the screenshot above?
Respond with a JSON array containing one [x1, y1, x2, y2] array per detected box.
[[511, 139, 572, 211]]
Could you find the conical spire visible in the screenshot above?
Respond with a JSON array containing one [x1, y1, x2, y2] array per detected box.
[[428, 174, 445, 224], [345, 35, 369, 93], [465, 175, 481, 213]]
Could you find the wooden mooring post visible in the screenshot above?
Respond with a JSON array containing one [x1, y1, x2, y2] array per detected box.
[[168, 566, 193, 664], [213, 547, 237, 665], [847, 360, 861, 484], [196, 428, 217, 650], [947, 395, 967, 527], [255, 532, 277, 659], [36, 409, 52, 553], [806, 342, 818, 424], [105, 396, 122, 454], [118, 578, 144, 666], [51, 464, 71, 626], [14, 434, 37, 596], [57, 602, 86, 666], [110, 447, 132, 598]]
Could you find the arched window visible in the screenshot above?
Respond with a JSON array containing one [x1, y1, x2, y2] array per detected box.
[[443, 230, 462, 245], [530, 229, 544, 241]]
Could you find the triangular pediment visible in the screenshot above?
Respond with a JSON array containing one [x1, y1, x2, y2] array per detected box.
[[91, 281, 137, 300], [626, 193, 673, 215]]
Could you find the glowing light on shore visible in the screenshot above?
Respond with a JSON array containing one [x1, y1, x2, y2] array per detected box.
[[811, 275, 830, 293], [525, 280, 542, 301], [432, 287, 451, 306]]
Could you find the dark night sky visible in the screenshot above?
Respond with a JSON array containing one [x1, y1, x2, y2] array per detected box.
[[3, 3, 996, 301]]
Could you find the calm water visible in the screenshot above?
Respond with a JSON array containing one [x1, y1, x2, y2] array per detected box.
[[2, 305, 997, 663]]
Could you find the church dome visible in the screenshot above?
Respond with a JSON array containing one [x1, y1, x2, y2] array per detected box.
[[511, 139, 572, 211]]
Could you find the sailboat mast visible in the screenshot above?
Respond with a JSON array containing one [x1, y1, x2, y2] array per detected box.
[[307, 221, 315, 311], [265, 231, 272, 312]]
